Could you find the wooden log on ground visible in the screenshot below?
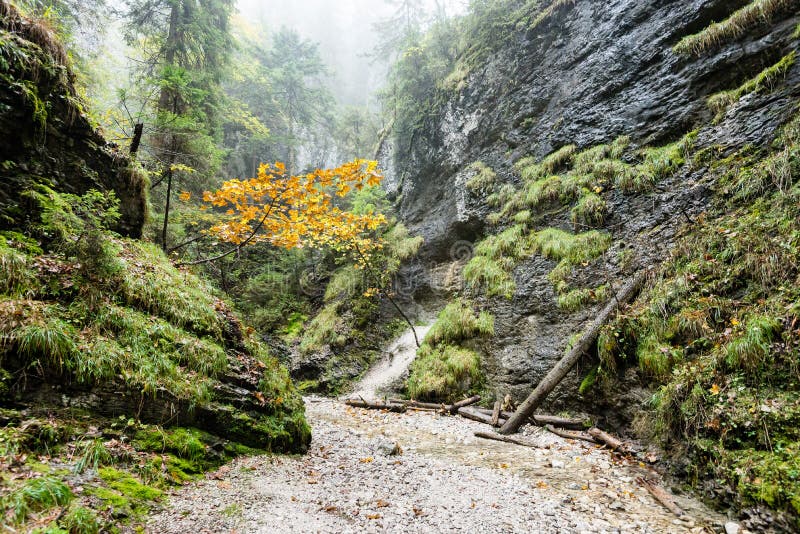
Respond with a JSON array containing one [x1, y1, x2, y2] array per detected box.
[[448, 395, 481, 414], [637, 478, 684, 517], [500, 272, 647, 435], [588, 427, 630, 452], [474, 431, 538, 448], [471, 407, 588, 430], [491, 401, 502, 427], [345, 399, 407, 413], [389, 398, 447, 410], [457, 406, 502, 425], [531, 415, 588, 430], [545, 424, 596, 444]]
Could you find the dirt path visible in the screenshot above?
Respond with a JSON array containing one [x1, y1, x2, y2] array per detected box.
[[147, 397, 726, 533], [350, 324, 432, 401]]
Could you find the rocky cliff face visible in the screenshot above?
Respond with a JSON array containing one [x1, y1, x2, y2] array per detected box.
[[382, 0, 800, 417], [0, 2, 146, 237]]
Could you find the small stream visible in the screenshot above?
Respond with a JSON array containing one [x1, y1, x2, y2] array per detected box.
[[348, 324, 432, 401]]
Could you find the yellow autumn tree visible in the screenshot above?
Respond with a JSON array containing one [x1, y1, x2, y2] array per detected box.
[[190, 159, 387, 265], [192, 158, 421, 346]]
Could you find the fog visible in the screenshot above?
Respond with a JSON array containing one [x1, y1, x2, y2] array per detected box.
[[236, 0, 467, 106]]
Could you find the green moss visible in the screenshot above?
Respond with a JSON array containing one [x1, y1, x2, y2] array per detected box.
[[529, 0, 576, 30], [707, 52, 796, 116], [98, 468, 163, 502], [673, 0, 794, 55], [578, 366, 599, 395], [597, 118, 800, 523], [85, 487, 129, 509], [132, 427, 207, 462]]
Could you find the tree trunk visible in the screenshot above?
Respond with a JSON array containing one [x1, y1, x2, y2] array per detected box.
[[587, 427, 630, 452], [545, 425, 596, 443], [161, 165, 173, 252], [474, 431, 538, 448], [345, 399, 407, 413], [448, 395, 481, 414], [500, 271, 647, 434], [457, 406, 500, 425]]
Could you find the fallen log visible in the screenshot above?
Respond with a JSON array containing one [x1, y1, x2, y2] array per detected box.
[[449, 395, 481, 414], [637, 477, 684, 517], [491, 401, 502, 427], [389, 399, 447, 410], [532, 415, 589, 430], [471, 408, 588, 430], [474, 431, 538, 448], [500, 271, 647, 435], [458, 407, 502, 425], [588, 427, 630, 452], [545, 424, 596, 444], [345, 399, 407, 413]]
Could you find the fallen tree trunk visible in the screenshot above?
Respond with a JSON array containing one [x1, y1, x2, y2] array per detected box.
[[545, 424, 596, 444], [389, 399, 446, 410], [588, 427, 630, 452], [500, 272, 647, 435], [345, 399, 407, 413], [638, 478, 684, 517], [471, 408, 588, 430], [474, 431, 538, 448], [449, 395, 482, 414], [458, 407, 502, 425]]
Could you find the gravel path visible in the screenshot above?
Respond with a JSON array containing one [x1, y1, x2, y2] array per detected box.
[[147, 397, 727, 533]]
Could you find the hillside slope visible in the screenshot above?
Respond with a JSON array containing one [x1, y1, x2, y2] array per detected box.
[[0, 4, 309, 530], [374, 0, 800, 528]]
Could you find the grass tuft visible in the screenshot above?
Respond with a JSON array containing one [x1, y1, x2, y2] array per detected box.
[[73, 439, 112, 474], [2, 476, 73, 525], [673, 0, 795, 56], [531, 228, 611, 264], [61, 505, 100, 534], [707, 52, 796, 116], [466, 161, 497, 194], [424, 299, 494, 346], [407, 344, 482, 401], [541, 144, 577, 174], [571, 191, 607, 228], [557, 284, 608, 312], [725, 315, 782, 371]]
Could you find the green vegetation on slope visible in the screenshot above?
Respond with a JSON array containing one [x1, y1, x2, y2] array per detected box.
[[0, 187, 309, 531], [596, 114, 800, 526], [707, 51, 796, 117], [407, 299, 494, 401], [673, 0, 794, 56]]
